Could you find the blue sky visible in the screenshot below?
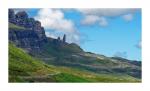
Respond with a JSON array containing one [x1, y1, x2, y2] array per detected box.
[[22, 8, 141, 61]]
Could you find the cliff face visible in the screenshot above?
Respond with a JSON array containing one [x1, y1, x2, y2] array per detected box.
[[9, 9, 82, 52], [9, 9, 47, 51]]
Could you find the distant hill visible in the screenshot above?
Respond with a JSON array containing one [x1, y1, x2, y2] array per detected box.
[[9, 43, 140, 82], [9, 9, 141, 82]]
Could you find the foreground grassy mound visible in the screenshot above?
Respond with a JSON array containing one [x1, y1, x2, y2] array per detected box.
[[9, 43, 141, 82], [9, 43, 56, 82]]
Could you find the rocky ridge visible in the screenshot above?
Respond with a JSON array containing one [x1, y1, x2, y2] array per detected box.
[[9, 9, 47, 51]]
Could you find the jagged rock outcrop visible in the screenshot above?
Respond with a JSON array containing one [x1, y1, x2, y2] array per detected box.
[[57, 36, 61, 41], [63, 34, 66, 43], [9, 9, 16, 23], [9, 9, 68, 51], [9, 9, 47, 51], [51, 34, 68, 47], [15, 11, 28, 27]]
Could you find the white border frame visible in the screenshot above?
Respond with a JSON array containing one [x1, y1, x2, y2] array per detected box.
[[0, 0, 149, 91]]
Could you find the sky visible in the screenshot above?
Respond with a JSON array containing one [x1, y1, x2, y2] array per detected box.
[[17, 8, 141, 61]]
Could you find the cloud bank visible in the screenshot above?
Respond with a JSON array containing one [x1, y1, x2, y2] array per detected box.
[[35, 8, 140, 44], [35, 8, 80, 44], [77, 8, 140, 26], [81, 15, 108, 26]]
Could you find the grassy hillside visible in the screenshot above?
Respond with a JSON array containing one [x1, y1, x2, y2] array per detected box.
[[9, 23, 32, 31], [31, 41, 141, 79], [9, 43, 56, 82], [9, 43, 141, 82], [9, 23, 27, 30]]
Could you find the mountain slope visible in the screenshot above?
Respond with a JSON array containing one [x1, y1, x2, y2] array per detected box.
[[9, 43, 55, 82], [30, 40, 141, 79], [9, 9, 141, 82], [9, 43, 140, 82], [9, 43, 88, 82]]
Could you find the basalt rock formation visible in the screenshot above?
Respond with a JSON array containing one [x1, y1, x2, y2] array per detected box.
[[9, 9, 47, 51]]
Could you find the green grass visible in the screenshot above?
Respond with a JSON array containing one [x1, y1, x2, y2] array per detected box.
[[51, 66, 141, 82], [9, 43, 57, 82], [9, 23, 27, 30], [54, 73, 90, 82], [9, 43, 141, 82]]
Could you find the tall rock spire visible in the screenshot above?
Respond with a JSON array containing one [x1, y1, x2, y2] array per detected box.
[[63, 34, 66, 43], [57, 36, 60, 41], [9, 9, 15, 23]]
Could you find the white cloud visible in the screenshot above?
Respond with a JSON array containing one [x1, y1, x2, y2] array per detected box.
[[76, 8, 139, 27], [66, 33, 80, 44], [35, 8, 80, 44], [81, 15, 108, 27], [99, 17, 108, 26], [45, 32, 57, 39], [35, 8, 140, 44], [77, 8, 139, 17], [136, 41, 141, 49], [81, 15, 100, 25], [35, 9, 74, 33], [122, 14, 133, 21]]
